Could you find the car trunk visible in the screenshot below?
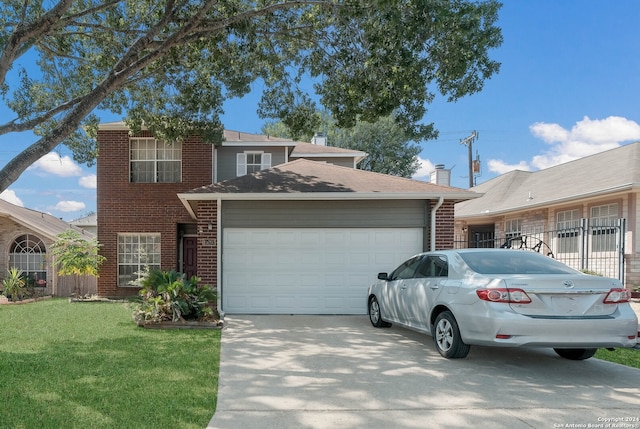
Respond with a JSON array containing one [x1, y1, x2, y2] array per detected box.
[[504, 275, 621, 317]]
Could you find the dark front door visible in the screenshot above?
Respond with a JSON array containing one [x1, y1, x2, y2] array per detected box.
[[183, 236, 198, 279]]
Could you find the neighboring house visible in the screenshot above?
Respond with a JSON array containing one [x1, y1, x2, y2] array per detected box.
[[96, 122, 479, 314], [70, 213, 97, 235], [0, 199, 96, 297], [454, 142, 640, 289]]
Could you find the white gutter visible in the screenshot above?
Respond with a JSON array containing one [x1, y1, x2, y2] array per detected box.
[[430, 196, 444, 251], [178, 191, 479, 202]]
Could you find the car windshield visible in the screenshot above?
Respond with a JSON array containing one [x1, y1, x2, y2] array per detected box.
[[459, 251, 579, 275]]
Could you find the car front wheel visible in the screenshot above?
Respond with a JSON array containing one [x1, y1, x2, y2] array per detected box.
[[368, 296, 391, 328], [553, 348, 597, 360], [433, 311, 470, 359]]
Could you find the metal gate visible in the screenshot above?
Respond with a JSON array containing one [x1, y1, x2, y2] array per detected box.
[[455, 218, 626, 282]]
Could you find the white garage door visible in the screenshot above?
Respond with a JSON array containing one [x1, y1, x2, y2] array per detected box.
[[222, 228, 423, 314]]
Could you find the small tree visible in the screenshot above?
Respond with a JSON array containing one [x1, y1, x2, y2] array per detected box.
[[50, 230, 106, 297]]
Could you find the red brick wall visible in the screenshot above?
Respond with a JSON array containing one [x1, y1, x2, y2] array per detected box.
[[97, 130, 212, 297], [196, 201, 218, 288], [435, 201, 455, 250]]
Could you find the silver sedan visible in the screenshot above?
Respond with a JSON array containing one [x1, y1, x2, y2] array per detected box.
[[367, 249, 638, 359]]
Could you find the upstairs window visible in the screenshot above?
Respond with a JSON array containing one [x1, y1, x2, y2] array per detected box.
[[236, 151, 271, 176], [130, 138, 181, 183]]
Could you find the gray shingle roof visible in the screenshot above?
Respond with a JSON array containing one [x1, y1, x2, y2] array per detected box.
[[0, 199, 93, 239], [97, 122, 365, 157], [289, 141, 366, 156], [182, 159, 478, 198], [456, 142, 640, 218], [221, 129, 294, 143]]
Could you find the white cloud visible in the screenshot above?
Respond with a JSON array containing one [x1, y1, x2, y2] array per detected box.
[[412, 156, 436, 181], [487, 159, 531, 175], [529, 122, 570, 144], [54, 200, 86, 212], [79, 174, 97, 189], [0, 190, 24, 206], [31, 153, 83, 177], [488, 116, 640, 174]]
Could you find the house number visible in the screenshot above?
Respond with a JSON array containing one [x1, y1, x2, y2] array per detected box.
[[204, 239, 217, 247]]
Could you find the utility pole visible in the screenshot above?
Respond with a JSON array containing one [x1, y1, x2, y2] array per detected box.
[[460, 130, 478, 188]]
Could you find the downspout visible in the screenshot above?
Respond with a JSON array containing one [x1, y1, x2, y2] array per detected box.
[[430, 197, 444, 251]]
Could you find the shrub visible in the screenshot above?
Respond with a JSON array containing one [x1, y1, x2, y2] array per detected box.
[[2, 267, 27, 301], [131, 270, 218, 324]]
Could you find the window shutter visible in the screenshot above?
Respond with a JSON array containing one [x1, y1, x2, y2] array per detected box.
[[262, 153, 272, 170], [236, 153, 247, 176]]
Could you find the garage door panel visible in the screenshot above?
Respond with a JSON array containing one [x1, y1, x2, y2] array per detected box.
[[223, 228, 422, 314]]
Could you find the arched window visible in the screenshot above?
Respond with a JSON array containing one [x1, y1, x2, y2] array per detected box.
[[9, 234, 47, 286]]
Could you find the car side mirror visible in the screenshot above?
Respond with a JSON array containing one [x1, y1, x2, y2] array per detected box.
[[377, 272, 388, 280]]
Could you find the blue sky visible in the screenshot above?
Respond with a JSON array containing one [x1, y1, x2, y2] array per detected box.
[[1, 0, 639, 220]]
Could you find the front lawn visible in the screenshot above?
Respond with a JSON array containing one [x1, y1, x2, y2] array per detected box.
[[596, 346, 640, 368], [0, 298, 220, 429]]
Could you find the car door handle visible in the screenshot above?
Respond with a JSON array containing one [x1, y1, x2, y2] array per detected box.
[[429, 284, 440, 290], [400, 286, 407, 290]]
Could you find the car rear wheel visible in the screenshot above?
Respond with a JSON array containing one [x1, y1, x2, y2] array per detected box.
[[433, 311, 470, 359], [368, 296, 391, 328], [553, 348, 597, 360]]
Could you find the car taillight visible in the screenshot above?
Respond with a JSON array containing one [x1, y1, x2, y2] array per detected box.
[[603, 288, 631, 304], [476, 288, 532, 304]]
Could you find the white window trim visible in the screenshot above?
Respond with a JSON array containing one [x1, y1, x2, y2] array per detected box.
[[117, 233, 161, 287], [556, 209, 581, 254], [236, 151, 271, 176], [590, 203, 619, 253], [505, 218, 522, 238], [130, 138, 182, 183]]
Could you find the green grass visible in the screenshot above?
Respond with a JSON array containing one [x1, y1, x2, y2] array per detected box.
[[596, 346, 640, 368], [0, 298, 220, 429]]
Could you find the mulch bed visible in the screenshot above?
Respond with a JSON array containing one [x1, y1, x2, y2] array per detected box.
[[135, 320, 223, 329]]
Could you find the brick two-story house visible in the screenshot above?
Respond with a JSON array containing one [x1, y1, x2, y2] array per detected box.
[[96, 122, 478, 314]]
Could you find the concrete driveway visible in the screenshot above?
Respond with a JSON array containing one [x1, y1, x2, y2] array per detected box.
[[208, 315, 640, 429]]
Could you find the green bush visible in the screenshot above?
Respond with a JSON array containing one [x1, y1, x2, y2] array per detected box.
[[131, 270, 218, 323], [2, 268, 27, 301]]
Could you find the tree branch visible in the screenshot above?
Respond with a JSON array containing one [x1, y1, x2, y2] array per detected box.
[[0, 0, 75, 85]]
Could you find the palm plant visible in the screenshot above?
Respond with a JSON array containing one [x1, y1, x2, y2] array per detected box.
[[2, 267, 26, 301], [132, 269, 218, 323]]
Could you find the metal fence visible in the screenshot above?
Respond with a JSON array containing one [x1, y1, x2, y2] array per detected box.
[[454, 218, 626, 282]]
